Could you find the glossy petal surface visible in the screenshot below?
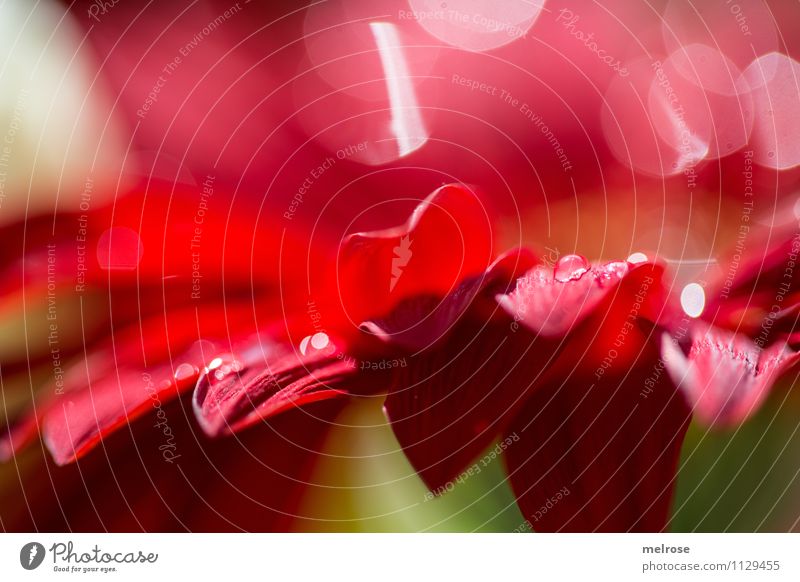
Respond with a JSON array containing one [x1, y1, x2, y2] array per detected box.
[[193, 332, 362, 438], [338, 184, 495, 327]]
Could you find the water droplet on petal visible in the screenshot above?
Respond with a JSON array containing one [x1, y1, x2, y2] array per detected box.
[[681, 283, 705, 317], [554, 254, 590, 283], [174, 363, 198, 383], [205, 357, 241, 382], [193, 353, 249, 420], [599, 261, 629, 283], [300, 332, 333, 355], [203, 354, 245, 386]]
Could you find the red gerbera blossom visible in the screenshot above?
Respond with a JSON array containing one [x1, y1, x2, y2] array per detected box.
[[0, 177, 689, 532], [4, 166, 800, 533], [4, 0, 800, 539], [0, 180, 496, 530]]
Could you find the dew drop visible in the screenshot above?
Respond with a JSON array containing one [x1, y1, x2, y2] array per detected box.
[[554, 254, 590, 283], [174, 363, 198, 383], [194, 353, 247, 411], [598, 261, 629, 285], [203, 354, 245, 385]]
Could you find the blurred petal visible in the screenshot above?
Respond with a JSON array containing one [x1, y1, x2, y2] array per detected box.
[[647, 44, 752, 160], [2, 397, 342, 531], [744, 53, 800, 170], [42, 347, 207, 466], [3, 304, 259, 465], [408, 0, 544, 52], [0, 0, 128, 224], [705, 223, 800, 339], [661, 0, 778, 70], [662, 322, 800, 426], [0, 384, 42, 462], [39, 303, 253, 465], [504, 341, 690, 532]]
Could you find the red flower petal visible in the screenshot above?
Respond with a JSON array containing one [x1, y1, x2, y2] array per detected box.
[[504, 341, 691, 532], [384, 254, 671, 494], [384, 324, 535, 492], [497, 256, 666, 338], [192, 331, 363, 438], [381, 250, 540, 491], [4, 304, 260, 465], [42, 343, 209, 466], [705, 225, 800, 338], [337, 184, 496, 328], [0, 176, 323, 306], [85, 179, 318, 293], [361, 248, 537, 351], [4, 397, 343, 531], [662, 322, 800, 426], [499, 257, 671, 387]]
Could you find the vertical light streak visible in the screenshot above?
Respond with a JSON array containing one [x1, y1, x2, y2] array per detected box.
[[370, 22, 428, 158]]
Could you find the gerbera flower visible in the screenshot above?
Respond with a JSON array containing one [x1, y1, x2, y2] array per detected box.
[[0, 178, 699, 532], [4, 0, 800, 536], [0, 180, 495, 530]]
